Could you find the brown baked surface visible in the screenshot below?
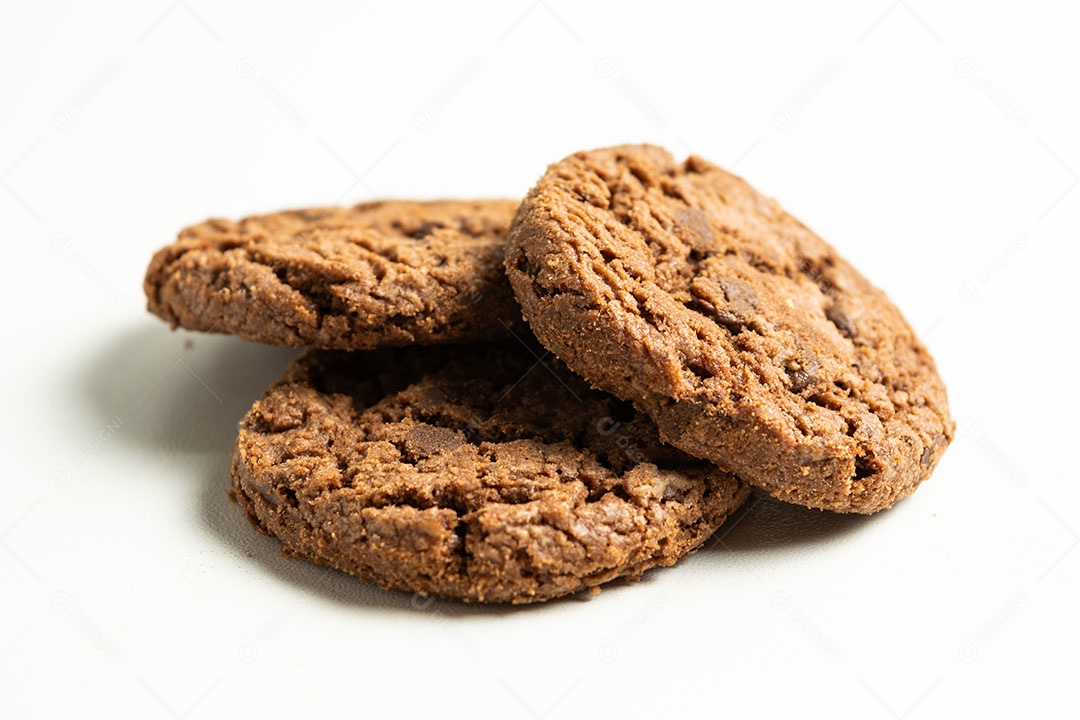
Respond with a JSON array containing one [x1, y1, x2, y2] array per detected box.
[[145, 199, 521, 349], [505, 144, 953, 513], [230, 341, 749, 603]]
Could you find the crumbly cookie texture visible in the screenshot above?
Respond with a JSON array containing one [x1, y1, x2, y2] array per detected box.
[[230, 342, 749, 603], [145, 199, 521, 349], [505, 144, 953, 513]]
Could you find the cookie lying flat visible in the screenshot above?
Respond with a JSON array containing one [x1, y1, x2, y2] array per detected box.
[[230, 342, 749, 603], [145, 199, 520, 349], [505, 145, 953, 514]]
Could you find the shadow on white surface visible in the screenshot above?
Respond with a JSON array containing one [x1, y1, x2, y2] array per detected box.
[[705, 490, 876, 554], [77, 322, 572, 615], [79, 321, 875, 615]]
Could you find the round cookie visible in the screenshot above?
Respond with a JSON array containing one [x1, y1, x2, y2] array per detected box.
[[230, 341, 750, 603], [505, 145, 953, 514], [145, 199, 520, 349]]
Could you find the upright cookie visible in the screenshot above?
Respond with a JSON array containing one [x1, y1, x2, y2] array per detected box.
[[505, 145, 952, 513], [145, 199, 520, 349], [230, 341, 749, 603]]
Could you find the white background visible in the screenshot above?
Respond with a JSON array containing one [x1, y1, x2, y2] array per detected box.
[[3, 1, 1077, 717]]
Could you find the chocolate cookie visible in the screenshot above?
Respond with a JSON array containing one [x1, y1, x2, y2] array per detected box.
[[230, 341, 749, 603], [145, 199, 520, 349], [505, 145, 952, 513]]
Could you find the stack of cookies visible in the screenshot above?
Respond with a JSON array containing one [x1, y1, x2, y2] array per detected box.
[[143, 145, 954, 603]]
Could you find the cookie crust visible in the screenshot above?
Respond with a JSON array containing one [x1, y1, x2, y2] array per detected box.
[[145, 199, 520, 349], [230, 342, 749, 603], [505, 145, 953, 513]]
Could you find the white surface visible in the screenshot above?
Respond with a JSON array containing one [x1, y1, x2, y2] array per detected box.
[[3, 1, 1077, 717]]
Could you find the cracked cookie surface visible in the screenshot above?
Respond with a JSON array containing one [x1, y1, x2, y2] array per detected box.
[[505, 145, 953, 513], [230, 341, 749, 603], [145, 199, 520, 349]]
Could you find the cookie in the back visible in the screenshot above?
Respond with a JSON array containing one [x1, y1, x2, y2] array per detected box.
[[145, 199, 520, 349], [505, 145, 953, 513], [230, 341, 750, 603]]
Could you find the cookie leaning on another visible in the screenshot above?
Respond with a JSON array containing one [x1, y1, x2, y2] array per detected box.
[[230, 341, 750, 603], [505, 145, 953, 514], [143, 145, 952, 605], [145, 199, 521, 349]]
